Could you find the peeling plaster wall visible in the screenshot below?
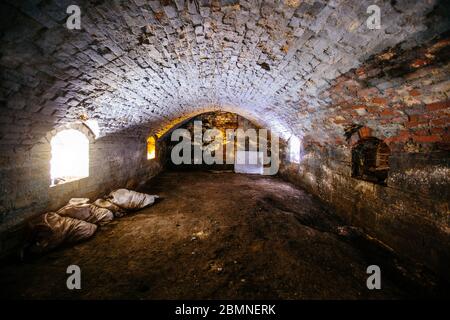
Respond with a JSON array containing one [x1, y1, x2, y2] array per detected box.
[[280, 36, 450, 279]]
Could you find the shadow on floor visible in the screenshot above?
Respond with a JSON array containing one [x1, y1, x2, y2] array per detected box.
[[0, 170, 448, 299]]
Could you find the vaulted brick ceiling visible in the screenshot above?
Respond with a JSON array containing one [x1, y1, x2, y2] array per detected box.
[[1, 0, 448, 145]]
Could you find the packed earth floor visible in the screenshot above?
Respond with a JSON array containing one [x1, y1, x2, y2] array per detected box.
[[0, 170, 447, 299]]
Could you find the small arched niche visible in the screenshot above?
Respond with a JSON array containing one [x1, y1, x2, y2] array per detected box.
[[147, 136, 156, 160], [288, 135, 301, 163], [351, 136, 390, 185]]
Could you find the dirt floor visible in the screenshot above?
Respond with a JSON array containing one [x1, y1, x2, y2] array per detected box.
[[0, 170, 447, 299]]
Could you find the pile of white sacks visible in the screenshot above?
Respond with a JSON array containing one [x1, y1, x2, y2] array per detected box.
[[27, 189, 159, 254]]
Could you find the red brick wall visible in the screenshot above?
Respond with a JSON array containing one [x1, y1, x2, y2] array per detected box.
[[280, 36, 450, 279]]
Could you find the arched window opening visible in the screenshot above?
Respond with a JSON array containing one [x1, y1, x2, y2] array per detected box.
[[147, 136, 156, 160], [50, 129, 89, 186], [84, 119, 100, 138], [352, 137, 390, 185], [289, 135, 301, 163]]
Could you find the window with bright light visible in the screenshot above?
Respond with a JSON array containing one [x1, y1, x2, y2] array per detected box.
[[289, 135, 301, 163], [50, 129, 89, 186], [147, 136, 156, 160]]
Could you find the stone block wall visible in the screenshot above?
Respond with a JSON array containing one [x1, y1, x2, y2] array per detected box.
[[1, 0, 447, 145], [0, 0, 449, 274], [281, 145, 449, 279], [0, 127, 165, 257], [280, 36, 450, 279]]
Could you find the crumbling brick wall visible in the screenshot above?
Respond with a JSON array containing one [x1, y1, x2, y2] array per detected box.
[[280, 36, 450, 279]]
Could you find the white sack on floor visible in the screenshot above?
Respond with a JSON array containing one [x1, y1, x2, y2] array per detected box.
[[88, 205, 114, 225], [107, 189, 159, 210], [28, 212, 97, 254], [93, 198, 126, 217], [57, 204, 114, 225], [68, 198, 90, 206], [57, 204, 91, 220]]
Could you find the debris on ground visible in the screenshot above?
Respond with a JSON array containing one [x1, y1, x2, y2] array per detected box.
[[25, 189, 159, 257], [26, 212, 97, 255], [107, 189, 159, 211]]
